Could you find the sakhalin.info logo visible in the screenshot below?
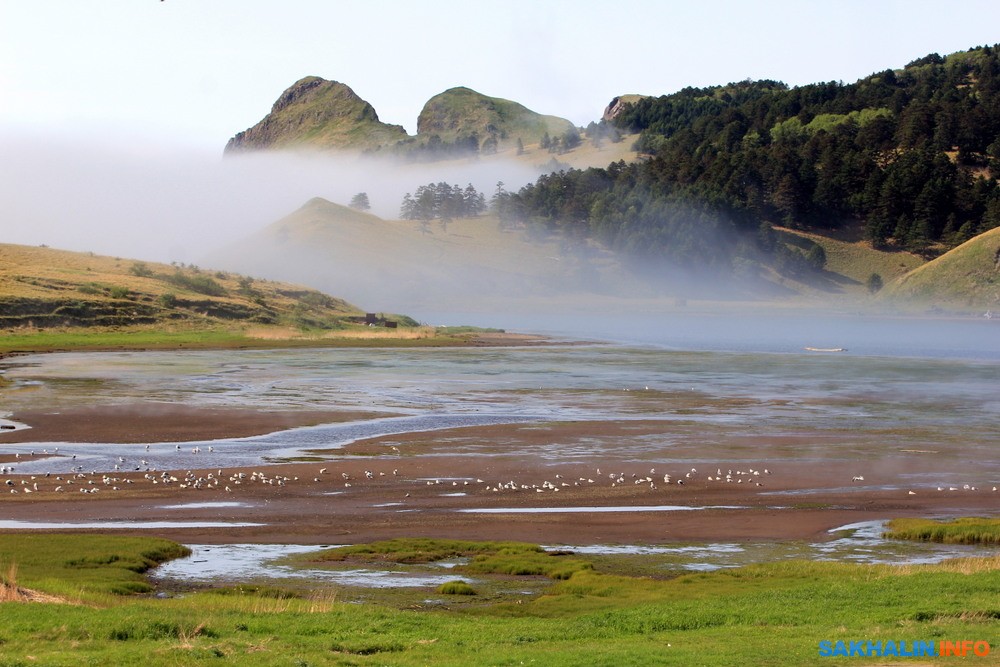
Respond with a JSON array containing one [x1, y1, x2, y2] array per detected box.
[[818, 640, 991, 658]]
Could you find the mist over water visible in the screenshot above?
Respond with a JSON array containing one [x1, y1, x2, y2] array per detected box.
[[0, 132, 540, 264], [4, 132, 998, 356], [420, 307, 1000, 361]]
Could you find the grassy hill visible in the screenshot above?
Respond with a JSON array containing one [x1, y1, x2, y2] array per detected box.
[[207, 197, 922, 313], [416, 86, 574, 149], [881, 226, 1000, 309], [776, 225, 924, 293], [205, 198, 642, 312], [223, 78, 641, 170], [224, 77, 408, 153], [0, 243, 363, 331]]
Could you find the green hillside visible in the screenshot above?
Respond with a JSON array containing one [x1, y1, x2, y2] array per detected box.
[[223, 78, 611, 165], [882, 226, 1000, 309], [498, 44, 1000, 305], [776, 225, 924, 289], [0, 243, 362, 331], [205, 197, 644, 311], [224, 76, 408, 153], [415, 86, 574, 150]]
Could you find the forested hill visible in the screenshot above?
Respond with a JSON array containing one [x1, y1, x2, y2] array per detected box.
[[501, 45, 1000, 285]]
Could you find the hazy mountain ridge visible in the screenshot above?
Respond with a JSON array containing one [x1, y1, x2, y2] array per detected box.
[[214, 46, 1000, 311], [205, 197, 651, 312]]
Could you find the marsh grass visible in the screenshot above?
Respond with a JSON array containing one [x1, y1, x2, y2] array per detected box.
[[312, 538, 540, 564], [2, 535, 1000, 665], [436, 581, 477, 596], [0, 535, 189, 603], [886, 517, 1000, 546], [310, 538, 592, 580]]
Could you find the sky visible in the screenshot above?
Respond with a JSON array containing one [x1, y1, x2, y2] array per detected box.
[[1, 0, 1000, 277], [3, 0, 1000, 147]]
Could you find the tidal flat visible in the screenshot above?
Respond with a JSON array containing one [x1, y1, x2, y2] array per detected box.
[[1, 315, 998, 663]]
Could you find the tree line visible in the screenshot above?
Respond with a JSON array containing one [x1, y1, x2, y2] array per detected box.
[[604, 45, 1000, 254], [400, 182, 487, 222]]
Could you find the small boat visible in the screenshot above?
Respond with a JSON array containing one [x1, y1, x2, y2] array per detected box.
[[804, 347, 846, 352]]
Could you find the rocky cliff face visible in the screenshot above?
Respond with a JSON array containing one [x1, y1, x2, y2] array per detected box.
[[224, 77, 408, 153], [602, 94, 648, 122]]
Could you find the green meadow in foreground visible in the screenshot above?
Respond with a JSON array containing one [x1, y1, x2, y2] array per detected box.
[[1, 533, 998, 665], [886, 517, 1000, 546]]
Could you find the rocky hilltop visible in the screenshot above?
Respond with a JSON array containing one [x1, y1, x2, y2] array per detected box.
[[225, 77, 577, 156], [602, 94, 648, 122], [225, 76, 408, 153], [416, 87, 574, 150]]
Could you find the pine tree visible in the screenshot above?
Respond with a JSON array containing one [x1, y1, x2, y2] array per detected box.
[[349, 192, 371, 211]]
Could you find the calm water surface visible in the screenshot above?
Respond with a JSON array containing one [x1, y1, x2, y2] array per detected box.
[[1, 315, 999, 481]]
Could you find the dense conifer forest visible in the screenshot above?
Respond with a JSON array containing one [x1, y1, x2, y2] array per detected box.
[[499, 45, 1000, 281]]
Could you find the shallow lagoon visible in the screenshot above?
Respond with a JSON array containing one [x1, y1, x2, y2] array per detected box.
[[2, 313, 999, 582], [3, 329, 999, 484]]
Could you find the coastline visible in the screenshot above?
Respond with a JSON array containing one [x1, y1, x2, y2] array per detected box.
[[0, 329, 560, 361]]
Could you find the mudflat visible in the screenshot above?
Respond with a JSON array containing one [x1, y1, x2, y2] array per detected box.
[[2, 405, 995, 547]]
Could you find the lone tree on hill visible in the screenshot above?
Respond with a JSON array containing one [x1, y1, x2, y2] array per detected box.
[[349, 192, 371, 211]]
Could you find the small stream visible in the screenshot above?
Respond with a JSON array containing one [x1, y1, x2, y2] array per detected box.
[[150, 520, 998, 590]]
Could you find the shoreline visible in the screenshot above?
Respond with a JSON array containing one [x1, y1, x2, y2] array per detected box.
[[0, 329, 564, 361], [0, 403, 385, 445]]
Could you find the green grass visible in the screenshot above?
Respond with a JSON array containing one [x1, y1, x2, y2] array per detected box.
[[0, 534, 189, 603], [776, 225, 923, 293], [436, 581, 477, 596], [0, 323, 513, 356], [416, 86, 574, 150], [885, 517, 1000, 545], [883, 225, 1000, 308], [2, 534, 999, 665], [309, 539, 591, 579]]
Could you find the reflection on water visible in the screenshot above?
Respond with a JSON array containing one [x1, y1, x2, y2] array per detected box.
[[459, 505, 747, 513], [1, 413, 541, 475], [151, 520, 998, 589], [151, 543, 474, 589], [2, 343, 999, 482], [159, 501, 253, 510], [558, 520, 998, 571], [0, 520, 264, 529]]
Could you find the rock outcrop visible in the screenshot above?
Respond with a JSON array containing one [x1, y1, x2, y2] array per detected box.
[[225, 77, 408, 153]]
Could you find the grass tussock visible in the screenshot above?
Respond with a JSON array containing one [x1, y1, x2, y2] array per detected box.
[[313, 538, 592, 580], [315, 538, 542, 564], [436, 581, 477, 596], [885, 517, 1000, 546]]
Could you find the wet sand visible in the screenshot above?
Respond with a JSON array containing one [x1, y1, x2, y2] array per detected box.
[[2, 407, 997, 546], [0, 404, 382, 444]]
